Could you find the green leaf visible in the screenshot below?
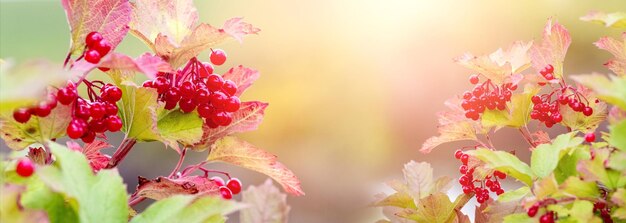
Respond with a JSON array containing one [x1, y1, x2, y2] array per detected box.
[[531, 132, 583, 178], [533, 174, 558, 199], [560, 177, 599, 198], [568, 200, 598, 223], [559, 87, 608, 132], [37, 143, 128, 223], [129, 195, 241, 223], [571, 74, 626, 110], [116, 83, 161, 141], [581, 11, 626, 28], [554, 145, 590, 183], [608, 151, 626, 171], [0, 102, 73, 150], [481, 86, 539, 129], [21, 177, 79, 223], [397, 193, 469, 223], [157, 109, 204, 149], [498, 186, 530, 202], [466, 148, 535, 186], [609, 120, 626, 151], [503, 213, 535, 223], [577, 149, 619, 190]]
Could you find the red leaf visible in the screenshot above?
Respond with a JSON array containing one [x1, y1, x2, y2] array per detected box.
[[99, 53, 173, 79], [594, 34, 626, 76], [66, 140, 112, 172], [222, 17, 262, 43], [222, 66, 260, 97], [420, 98, 481, 153], [207, 137, 304, 196], [192, 101, 268, 150], [529, 19, 571, 78], [129, 0, 199, 47], [62, 0, 131, 55], [134, 176, 219, 200]]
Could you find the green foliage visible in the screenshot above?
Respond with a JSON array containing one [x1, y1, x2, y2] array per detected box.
[[466, 148, 535, 186], [129, 195, 241, 223]]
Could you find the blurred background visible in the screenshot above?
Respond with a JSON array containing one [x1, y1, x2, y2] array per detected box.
[[1, 0, 625, 222]]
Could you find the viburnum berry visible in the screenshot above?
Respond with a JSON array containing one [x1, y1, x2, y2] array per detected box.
[[105, 115, 123, 132], [101, 84, 122, 102], [16, 158, 35, 177], [226, 178, 242, 194], [206, 74, 224, 91], [222, 80, 237, 96], [585, 132, 596, 143], [33, 102, 53, 117], [539, 211, 555, 223], [527, 204, 539, 217], [460, 78, 514, 121], [85, 31, 104, 47], [92, 39, 111, 56], [84, 49, 102, 63], [224, 97, 241, 113], [199, 62, 214, 77], [219, 186, 233, 199], [494, 170, 506, 179], [210, 49, 227, 65], [13, 108, 32, 123], [57, 86, 78, 105], [81, 131, 96, 143], [454, 150, 463, 159], [211, 176, 226, 186], [469, 75, 479, 84], [460, 154, 469, 165]]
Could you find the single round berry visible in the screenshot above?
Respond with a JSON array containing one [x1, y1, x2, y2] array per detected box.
[[179, 81, 196, 99], [459, 165, 468, 174], [84, 49, 102, 64], [211, 176, 225, 186], [539, 212, 554, 223], [89, 119, 107, 133], [102, 85, 122, 102], [164, 87, 182, 103], [92, 39, 111, 56], [67, 119, 87, 139], [224, 96, 241, 112], [75, 103, 91, 120], [81, 131, 96, 143], [85, 32, 103, 47], [226, 178, 242, 194], [206, 74, 224, 91], [211, 111, 232, 126], [222, 80, 238, 96], [210, 49, 227, 65], [89, 102, 106, 119], [179, 99, 197, 113], [462, 186, 472, 194], [104, 102, 119, 116], [582, 106, 593, 116], [153, 77, 170, 94], [199, 62, 214, 77], [585, 132, 596, 143], [494, 170, 506, 179], [532, 95, 542, 104], [454, 150, 463, 159], [209, 91, 228, 109], [33, 102, 53, 117], [219, 186, 233, 199], [194, 88, 211, 104], [13, 108, 31, 123], [98, 67, 110, 72], [105, 116, 123, 132], [469, 75, 479, 84], [142, 80, 153, 88], [16, 158, 35, 177], [197, 103, 213, 118], [460, 154, 469, 165], [57, 87, 78, 105]]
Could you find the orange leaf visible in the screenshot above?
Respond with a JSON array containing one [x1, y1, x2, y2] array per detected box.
[[207, 137, 304, 196], [529, 19, 571, 78]]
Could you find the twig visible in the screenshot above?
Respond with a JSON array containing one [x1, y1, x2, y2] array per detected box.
[[106, 137, 137, 169], [168, 148, 187, 178]]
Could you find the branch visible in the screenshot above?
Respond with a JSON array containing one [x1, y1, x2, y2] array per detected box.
[[519, 127, 537, 148], [106, 137, 137, 169]]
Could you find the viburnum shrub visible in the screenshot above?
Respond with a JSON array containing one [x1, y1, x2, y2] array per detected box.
[[0, 0, 302, 222], [373, 13, 626, 223]]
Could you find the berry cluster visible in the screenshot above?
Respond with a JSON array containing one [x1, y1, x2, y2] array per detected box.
[[594, 201, 613, 223], [60, 81, 123, 143], [461, 75, 516, 120], [526, 200, 558, 223], [142, 50, 241, 128], [12, 93, 59, 123], [455, 149, 506, 204], [83, 32, 112, 64], [210, 176, 242, 200], [530, 64, 594, 127]]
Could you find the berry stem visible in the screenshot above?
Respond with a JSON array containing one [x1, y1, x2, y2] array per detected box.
[[106, 137, 137, 168], [519, 127, 537, 148], [168, 148, 187, 178], [128, 196, 145, 207]]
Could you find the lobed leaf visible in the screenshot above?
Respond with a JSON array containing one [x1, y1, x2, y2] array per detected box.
[[115, 83, 161, 141], [481, 85, 539, 129], [62, 0, 131, 56], [192, 101, 268, 150], [0, 102, 73, 150], [609, 119, 626, 151], [37, 143, 128, 223], [455, 41, 532, 84], [66, 140, 112, 172], [156, 109, 204, 150], [581, 11, 626, 28], [530, 132, 583, 178], [129, 0, 198, 49], [129, 195, 242, 223], [99, 53, 173, 79], [570, 74, 626, 111], [240, 179, 291, 223], [397, 193, 470, 223], [222, 66, 261, 97], [466, 148, 535, 186], [206, 137, 304, 196], [0, 184, 49, 223], [20, 176, 79, 223], [134, 176, 220, 200], [421, 98, 480, 153], [529, 19, 571, 79], [593, 33, 626, 76]]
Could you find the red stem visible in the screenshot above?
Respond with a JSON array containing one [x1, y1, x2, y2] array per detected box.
[[519, 127, 537, 148], [106, 137, 137, 169], [168, 148, 187, 178]]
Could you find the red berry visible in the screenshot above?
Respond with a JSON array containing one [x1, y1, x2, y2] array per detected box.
[[179, 98, 197, 113], [494, 170, 506, 179], [224, 96, 241, 112], [16, 158, 35, 177], [219, 186, 233, 199], [222, 80, 237, 96], [142, 80, 153, 88], [57, 87, 77, 105], [544, 73, 554, 80], [153, 77, 170, 94], [459, 165, 468, 174], [194, 88, 211, 104], [209, 91, 228, 109], [205, 118, 219, 128], [102, 85, 122, 102], [33, 102, 52, 117], [551, 113, 562, 123], [212, 112, 232, 126], [585, 132, 596, 143], [75, 103, 91, 120], [210, 49, 227, 65], [98, 67, 110, 72], [454, 150, 463, 159], [532, 95, 542, 104], [104, 102, 119, 116], [85, 32, 103, 47], [105, 116, 123, 132], [460, 154, 469, 165], [594, 202, 606, 210], [84, 49, 101, 63], [13, 108, 31, 123], [226, 178, 242, 194], [81, 131, 96, 143], [211, 176, 225, 186], [89, 119, 107, 133], [164, 87, 182, 103], [67, 119, 87, 139], [462, 186, 473, 194], [469, 75, 479, 84], [164, 100, 177, 110], [179, 81, 195, 99], [206, 74, 224, 91], [582, 106, 593, 116], [539, 212, 554, 223], [92, 39, 111, 56], [197, 103, 213, 118], [459, 175, 470, 185], [199, 62, 214, 77], [89, 102, 106, 119], [544, 64, 554, 74]]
